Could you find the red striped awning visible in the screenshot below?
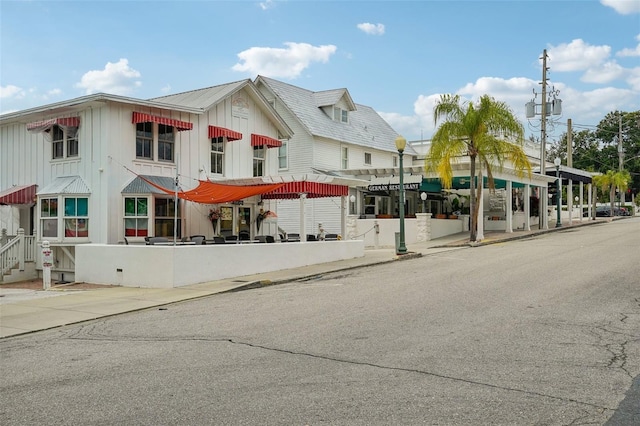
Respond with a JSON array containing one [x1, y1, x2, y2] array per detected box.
[[262, 181, 348, 199], [251, 133, 282, 148], [132, 112, 193, 131], [0, 184, 38, 205], [208, 125, 242, 141], [27, 117, 80, 132]]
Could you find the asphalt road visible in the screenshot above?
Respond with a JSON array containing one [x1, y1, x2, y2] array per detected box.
[[1, 218, 639, 425]]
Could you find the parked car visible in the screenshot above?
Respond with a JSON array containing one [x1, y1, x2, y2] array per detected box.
[[591, 205, 629, 217]]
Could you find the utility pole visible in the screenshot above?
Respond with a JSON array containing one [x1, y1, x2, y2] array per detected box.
[[540, 50, 548, 176], [618, 114, 625, 207], [525, 49, 562, 230]]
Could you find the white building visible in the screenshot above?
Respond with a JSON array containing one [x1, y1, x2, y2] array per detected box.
[[254, 76, 417, 236], [0, 80, 302, 281]]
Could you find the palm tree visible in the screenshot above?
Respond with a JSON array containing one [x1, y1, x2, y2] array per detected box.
[[426, 94, 532, 242], [593, 170, 631, 216]]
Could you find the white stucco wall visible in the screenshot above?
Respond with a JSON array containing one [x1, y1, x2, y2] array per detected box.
[[75, 240, 364, 288]]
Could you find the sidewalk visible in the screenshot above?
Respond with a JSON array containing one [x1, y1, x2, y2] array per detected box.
[[0, 218, 611, 338]]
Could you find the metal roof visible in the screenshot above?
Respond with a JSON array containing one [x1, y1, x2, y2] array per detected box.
[[122, 175, 180, 194], [37, 176, 91, 195], [255, 76, 416, 155], [150, 79, 293, 139], [149, 80, 249, 110]]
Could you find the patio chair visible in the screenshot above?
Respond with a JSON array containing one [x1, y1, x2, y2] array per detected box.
[[239, 231, 250, 241], [213, 236, 226, 244], [147, 237, 169, 245], [265, 235, 275, 243], [191, 236, 205, 245], [287, 233, 300, 242], [254, 236, 267, 243], [225, 235, 238, 242], [325, 233, 338, 241]]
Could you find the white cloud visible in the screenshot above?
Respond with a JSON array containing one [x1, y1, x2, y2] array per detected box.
[[357, 23, 385, 35], [379, 111, 425, 140], [457, 77, 538, 105], [582, 61, 626, 84], [381, 72, 639, 142], [161, 84, 172, 94], [75, 58, 142, 95], [547, 39, 611, 72], [232, 42, 337, 79], [625, 66, 640, 91], [617, 34, 640, 57], [259, 0, 275, 10], [0, 84, 24, 99], [600, 0, 640, 14]]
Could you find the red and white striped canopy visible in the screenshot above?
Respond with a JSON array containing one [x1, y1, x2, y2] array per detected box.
[[262, 181, 348, 199], [251, 133, 282, 148], [208, 125, 242, 141], [26, 117, 80, 133], [0, 184, 37, 205], [132, 112, 193, 131]]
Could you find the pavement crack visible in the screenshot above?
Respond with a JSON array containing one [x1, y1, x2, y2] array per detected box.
[[225, 338, 616, 413]]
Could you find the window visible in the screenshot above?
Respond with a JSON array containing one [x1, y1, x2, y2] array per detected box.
[[334, 107, 348, 123], [211, 137, 224, 174], [136, 122, 153, 159], [253, 146, 265, 177], [40, 196, 89, 239], [393, 155, 398, 168], [154, 198, 181, 238], [52, 126, 64, 159], [364, 152, 372, 165], [157, 124, 174, 162], [41, 198, 58, 238], [64, 197, 89, 237], [341, 146, 349, 169], [278, 140, 288, 169], [50, 125, 78, 159], [124, 197, 149, 237], [67, 128, 78, 157]]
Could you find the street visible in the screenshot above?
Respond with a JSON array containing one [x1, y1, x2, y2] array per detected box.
[[1, 218, 639, 425]]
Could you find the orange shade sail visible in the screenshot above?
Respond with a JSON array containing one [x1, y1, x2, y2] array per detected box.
[[138, 176, 285, 204]]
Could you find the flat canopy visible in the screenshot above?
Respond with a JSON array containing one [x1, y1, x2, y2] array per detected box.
[[537, 165, 594, 184]]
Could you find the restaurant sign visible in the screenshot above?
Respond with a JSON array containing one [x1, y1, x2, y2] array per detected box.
[[367, 182, 420, 192]]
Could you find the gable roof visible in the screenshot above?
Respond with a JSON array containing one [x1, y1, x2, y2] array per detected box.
[[0, 93, 205, 125], [149, 80, 249, 110], [255, 76, 415, 155], [150, 79, 293, 139], [314, 89, 356, 110]]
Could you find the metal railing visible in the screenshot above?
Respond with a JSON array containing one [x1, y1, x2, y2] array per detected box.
[[1, 228, 37, 281]]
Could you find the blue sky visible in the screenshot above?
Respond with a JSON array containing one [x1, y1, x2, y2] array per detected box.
[[1, 0, 639, 143]]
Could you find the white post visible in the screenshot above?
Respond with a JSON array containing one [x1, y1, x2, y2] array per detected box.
[[299, 193, 307, 241], [524, 185, 531, 231], [42, 240, 53, 290], [506, 181, 513, 233], [567, 179, 573, 223], [579, 181, 584, 222], [587, 183, 593, 219], [17, 228, 25, 271], [477, 189, 484, 241]]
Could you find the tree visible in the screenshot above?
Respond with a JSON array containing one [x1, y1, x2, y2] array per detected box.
[[426, 94, 532, 242], [593, 170, 631, 216]]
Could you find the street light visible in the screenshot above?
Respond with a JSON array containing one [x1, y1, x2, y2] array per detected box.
[[420, 192, 427, 213], [395, 135, 408, 254], [554, 157, 562, 228]]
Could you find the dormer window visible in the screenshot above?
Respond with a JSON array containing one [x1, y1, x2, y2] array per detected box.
[[334, 107, 348, 123]]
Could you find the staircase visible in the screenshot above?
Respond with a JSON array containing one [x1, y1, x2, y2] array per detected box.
[[1, 228, 38, 283]]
